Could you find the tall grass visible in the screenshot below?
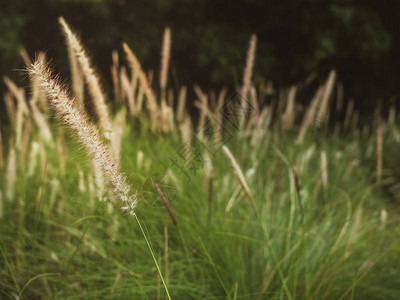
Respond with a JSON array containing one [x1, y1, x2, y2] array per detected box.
[[0, 17, 399, 299]]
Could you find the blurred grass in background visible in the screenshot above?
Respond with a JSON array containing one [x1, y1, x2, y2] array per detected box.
[[1, 11, 400, 300]]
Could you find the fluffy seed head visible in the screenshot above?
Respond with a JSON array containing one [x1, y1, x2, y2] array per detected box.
[[241, 34, 257, 99], [59, 17, 112, 136], [160, 28, 171, 89], [123, 43, 159, 124], [28, 58, 137, 215]]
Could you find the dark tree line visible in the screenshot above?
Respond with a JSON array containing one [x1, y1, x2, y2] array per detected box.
[[1, 0, 399, 111]]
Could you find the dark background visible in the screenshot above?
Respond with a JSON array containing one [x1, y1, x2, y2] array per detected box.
[[1, 0, 399, 114]]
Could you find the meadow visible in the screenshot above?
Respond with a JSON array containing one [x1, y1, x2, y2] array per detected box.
[[1, 18, 400, 299]]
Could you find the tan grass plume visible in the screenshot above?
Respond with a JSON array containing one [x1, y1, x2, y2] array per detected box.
[[376, 124, 383, 186], [321, 150, 328, 190], [282, 86, 297, 133], [160, 28, 171, 90], [241, 34, 257, 99], [315, 70, 336, 126], [222, 145, 257, 214], [59, 17, 112, 135], [28, 58, 137, 215], [123, 43, 159, 124]]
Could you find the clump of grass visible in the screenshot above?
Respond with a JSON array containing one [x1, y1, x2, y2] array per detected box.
[[0, 17, 399, 300]]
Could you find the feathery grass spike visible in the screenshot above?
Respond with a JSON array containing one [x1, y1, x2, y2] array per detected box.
[[241, 34, 257, 99], [58, 17, 112, 135], [160, 28, 171, 90], [222, 145, 257, 215], [123, 42, 159, 125], [27, 58, 137, 215]]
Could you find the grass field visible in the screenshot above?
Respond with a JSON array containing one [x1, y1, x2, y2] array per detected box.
[[1, 18, 400, 299]]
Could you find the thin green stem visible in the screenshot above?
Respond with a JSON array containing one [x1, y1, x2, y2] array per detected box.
[[134, 214, 172, 300]]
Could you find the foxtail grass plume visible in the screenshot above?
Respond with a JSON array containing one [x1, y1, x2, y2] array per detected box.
[[380, 208, 388, 229], [240, 34, 257, 129], [315, 70, 336, 126], [176, 86, 187, 123], [4, 77, 30, 150], [194, 85, 207, 139], [136, 85, 145, 113], [282, 86, 297, 133], [111, 50, 120, 101], [3, 92, 16, 124], [296, 87, 323, 144], [123, 43, 159, 125], [241, 34, 257, 99], [344, 99, 355, 129], [3, 77, 30, 115], [28, 58, 137, 215], [59, 17, 112, 136], [182, 117, 193, 144], [376, 125, 383, 185], [66, 30, 84, 111], [321, 150, 328, 190], [222, 145, 257, 214], [160, 28, 171, 90], [120, 67, 135, 115], [249, 86, 260, 126]]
